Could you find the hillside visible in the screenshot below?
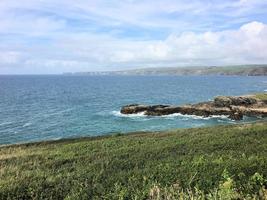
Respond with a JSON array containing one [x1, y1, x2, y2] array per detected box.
[[114, 65, 267, 76], [73, 65, 267, 76], [1, 121, 267, 199]]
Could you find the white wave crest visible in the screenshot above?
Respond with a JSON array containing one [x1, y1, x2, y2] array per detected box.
[[111, 111, 146, 118], [22, 122, 32, 127], [0, 121, 12, 126], [161, 113, 229, 120], [111, 111, 229, 120]]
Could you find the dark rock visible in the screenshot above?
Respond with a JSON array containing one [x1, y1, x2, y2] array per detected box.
[[229, 96, 257, 106], [214, 96, 258, 107], [121, 104, 177, 115], [214, 96, 232, 107], [229, 111, 243, 120], [145, 106, 181, 116], [120, 95, 266, 120], [121, 104, 149, 114]]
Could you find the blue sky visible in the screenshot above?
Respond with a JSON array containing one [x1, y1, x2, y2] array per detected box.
[[0, 0, 267, 74]]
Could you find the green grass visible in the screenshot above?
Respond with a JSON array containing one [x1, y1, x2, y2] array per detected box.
[[1, 122, 267, 199], [255, 93, 267, 102]]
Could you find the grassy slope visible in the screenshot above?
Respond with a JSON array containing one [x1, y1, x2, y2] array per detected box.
[[0, 122, 267, 199]]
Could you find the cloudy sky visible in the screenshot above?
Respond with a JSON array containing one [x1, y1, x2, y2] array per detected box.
[[1, 0, 267, 74]]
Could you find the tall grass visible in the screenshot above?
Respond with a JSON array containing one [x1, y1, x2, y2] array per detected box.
[[0, 122, 267, 199]]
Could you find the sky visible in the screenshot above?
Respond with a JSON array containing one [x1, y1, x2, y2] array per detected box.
[[0, 0, 267, 74]]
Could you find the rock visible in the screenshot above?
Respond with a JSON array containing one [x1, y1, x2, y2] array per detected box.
[[214, 96, 232, 107], [120, 94, 267, 120], [145, 105, 181, 116], [179, 105, 211, 117], [229, 96, 257, 106], [121, 104, 149, 114], [229, 111, 243, 120], [214, 96, 258, 107], [120, 104, 176, 115]]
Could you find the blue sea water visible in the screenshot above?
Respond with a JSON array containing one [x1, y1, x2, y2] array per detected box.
[[0, 75, 266, 145]]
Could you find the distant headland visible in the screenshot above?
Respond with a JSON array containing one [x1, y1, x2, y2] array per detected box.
[[66, 64, 267, 76]]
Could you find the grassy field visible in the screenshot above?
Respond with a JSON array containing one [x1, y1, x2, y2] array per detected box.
[[0, 122, 267, 199]]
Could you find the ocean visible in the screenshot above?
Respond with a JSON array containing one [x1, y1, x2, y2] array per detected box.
[[0, 75, 266, 145]]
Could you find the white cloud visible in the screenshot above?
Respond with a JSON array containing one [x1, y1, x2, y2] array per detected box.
[[3, 21, 266, 73], [0, 1, 267, 73], [56, 21, 267, 68], [240, 21, 265, 36], [1, 0, 266, 33], [0, 51, 23, 65]]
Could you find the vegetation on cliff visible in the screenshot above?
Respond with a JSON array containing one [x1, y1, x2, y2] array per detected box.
[[0, 122, 267, 199], [77, 65, 267, 76], [255, 93, 267, 103], [121, 65, 267, 76]]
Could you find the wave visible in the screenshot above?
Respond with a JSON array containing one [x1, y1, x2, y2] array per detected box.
[[111, 111, 146, 118], [22, 122, 32, 127], [111, 110, 229, 120], [162, 113, 229, 120], [0, 121, 13, 127]]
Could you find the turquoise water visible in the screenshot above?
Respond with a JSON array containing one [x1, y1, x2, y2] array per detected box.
[[0, 75, 266, 145]]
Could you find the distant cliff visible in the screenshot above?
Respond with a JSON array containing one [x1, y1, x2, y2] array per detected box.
[[71, 65, 267, 76], [113, 65, 267, 76]]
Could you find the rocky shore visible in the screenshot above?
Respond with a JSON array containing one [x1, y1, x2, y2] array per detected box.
[[120, 94, 267, 120]]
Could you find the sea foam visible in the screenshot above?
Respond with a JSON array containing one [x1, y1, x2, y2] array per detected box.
[[111, 111, 146, 118], [111, 110, 229, 120]]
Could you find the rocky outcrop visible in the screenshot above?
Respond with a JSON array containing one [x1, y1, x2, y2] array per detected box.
[[121, 104, 149, 114], [121, 105, 181, 116], [214, 96, 258, 107], [120, 94, 267, 120]]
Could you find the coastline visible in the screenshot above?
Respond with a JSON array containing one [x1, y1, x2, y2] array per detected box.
[[120, 93, 267, 120]]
